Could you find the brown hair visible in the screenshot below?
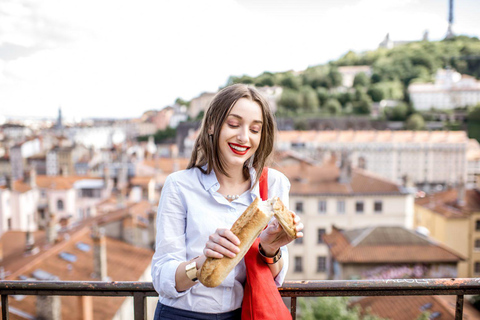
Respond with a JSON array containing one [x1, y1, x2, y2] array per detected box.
[[187, 84, 276, 188]]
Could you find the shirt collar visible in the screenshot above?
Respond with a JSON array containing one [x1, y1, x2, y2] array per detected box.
[[200, 165, 261, 200]]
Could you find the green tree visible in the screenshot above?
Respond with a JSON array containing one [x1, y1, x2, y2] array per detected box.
[[137, 127, 177, 144], [384, 102, 409, 121], [175, 97, 190, 107], [324, 98, 342, 114], [299, 297, 387, 320], [406, 113, 425, 130], [280, 72, 302, 90], [353, 72, 370, 87], [328, 68, 343, 88], [278, 89, 302, 112], [254, 72, 275, 87], [316, 87, 330, 106], [300, 86, 320, 112], [367, 87, 384, 102]]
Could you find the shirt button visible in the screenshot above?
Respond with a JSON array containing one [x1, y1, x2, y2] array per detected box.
[[226, 287, 231, 291], [229, 208, 236, 213]]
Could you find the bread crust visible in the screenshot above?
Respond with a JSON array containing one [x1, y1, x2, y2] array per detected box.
[[198, 196, 296, 288], [272, 197, 297, 239], [198, 197, 273, 287]]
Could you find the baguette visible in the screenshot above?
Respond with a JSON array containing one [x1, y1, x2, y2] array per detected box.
[[198, 196, 296, 288]]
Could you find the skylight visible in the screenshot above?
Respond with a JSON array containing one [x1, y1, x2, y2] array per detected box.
[[59, 252, 77, 263], [76, 242, 91, 252], [32, 269, 58, 280]]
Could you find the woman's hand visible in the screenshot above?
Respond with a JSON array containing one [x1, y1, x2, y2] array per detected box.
[[203, 228, 241, 259], [259, 211, 304, 256]]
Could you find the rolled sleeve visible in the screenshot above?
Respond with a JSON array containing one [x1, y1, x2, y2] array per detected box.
[[151, 175, 191, 299]]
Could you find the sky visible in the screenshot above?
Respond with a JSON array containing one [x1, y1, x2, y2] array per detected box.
[[0, 0, 479, 120]]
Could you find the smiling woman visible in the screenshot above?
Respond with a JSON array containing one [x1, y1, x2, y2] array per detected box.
[[151, 83, 303, 319]]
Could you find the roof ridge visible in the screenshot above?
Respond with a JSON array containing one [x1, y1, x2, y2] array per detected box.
[[349, 227, 376, 247]]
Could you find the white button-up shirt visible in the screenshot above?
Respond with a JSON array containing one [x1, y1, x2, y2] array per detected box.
[[151, 166, 291, 313]]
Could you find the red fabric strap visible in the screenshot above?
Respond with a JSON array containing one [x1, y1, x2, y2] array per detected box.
[[241, 167, 291, 320]]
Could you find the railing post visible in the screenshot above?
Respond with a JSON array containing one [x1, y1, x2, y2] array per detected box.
[[1, 295, 8, 320], [133, 292, 146, 320], [290, 296, 296, 319], [455, 295, 464, 320]]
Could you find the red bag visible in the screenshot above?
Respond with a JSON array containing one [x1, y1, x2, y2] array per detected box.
[[241, 168, 292, 320]]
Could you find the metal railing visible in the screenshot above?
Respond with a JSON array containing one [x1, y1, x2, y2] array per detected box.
[[1, 278, 480, 319]]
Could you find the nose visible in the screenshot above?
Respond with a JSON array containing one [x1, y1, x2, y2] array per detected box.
[[237, 126, 249, 144]]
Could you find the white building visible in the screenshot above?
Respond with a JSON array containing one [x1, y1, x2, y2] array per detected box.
[[277, 130, 468, 190], [337, 65, 372, 88], [408, 69, 480, 110]]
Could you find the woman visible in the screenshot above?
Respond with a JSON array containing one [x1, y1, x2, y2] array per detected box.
[[151, 84, 303, 319]]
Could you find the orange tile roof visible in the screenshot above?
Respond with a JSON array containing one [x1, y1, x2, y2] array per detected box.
[[141, 158, 189, 174], [353, 295, 480, 320], [323, 226, 464, 263], [6, 227, 153, 320], [12, 180, 32, 193], [36, 175, 102, 190], [272, 162, 401, 195], [415, 189, 480, 218], [130, 176, 153, 186]]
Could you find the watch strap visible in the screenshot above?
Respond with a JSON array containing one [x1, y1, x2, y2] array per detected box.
[[258, 243, 282, 264], [185, 261, 198, 282]]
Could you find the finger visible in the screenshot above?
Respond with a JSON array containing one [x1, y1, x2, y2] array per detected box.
[[204, 248, 224, 259], [217, 228, 240, 246], [296, 231, 304, 238], [205, 241, 238, 258], [209, 234, 240, 254], [294, 215, 301, 224], [296, 222, 304, 232]]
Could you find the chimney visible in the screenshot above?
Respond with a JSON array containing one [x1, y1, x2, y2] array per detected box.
[[29, 167, 37, 188], [402, 174, 414, 188], [457, 178, 466, 206], [25, 230, 35, 253], [148, 210, 156, 250], [36, 295, 61, 320], [91, 225, 108, 281], [338, 151, 352, 184], [46, 213, 58, 244]]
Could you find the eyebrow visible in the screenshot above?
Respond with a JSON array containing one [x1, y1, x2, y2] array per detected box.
[[228, 113, 263, 124]]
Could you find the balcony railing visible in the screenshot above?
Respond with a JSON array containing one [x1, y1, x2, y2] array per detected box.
[[1, 278, 480, 320]]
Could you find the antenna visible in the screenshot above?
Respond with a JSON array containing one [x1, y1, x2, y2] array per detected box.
[[445, 0, 455, 39]]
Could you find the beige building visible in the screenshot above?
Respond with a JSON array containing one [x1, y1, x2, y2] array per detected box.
[[277, 130, 468, 190], [276, 155, 415, 281], [414, 188, 480, 278], [337, 65, 372, 88]]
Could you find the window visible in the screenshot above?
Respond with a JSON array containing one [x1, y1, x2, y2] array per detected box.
[[318, 200, 327, 214], [57, 199, 64, 211], [317, 256, 326, 272], [374, 201, 383, 214], [337, 200, 345, 214], [317, 228, 326, 244], [355, 201, 364, 214], [294, 256, 303, 273], [40, 189, 46, 198], [295, 201, 303, 214], [475, 262, 480, 274], [475, 239, 480, 250], [476, 220, 480, 231], [7, 218, 12, 230]]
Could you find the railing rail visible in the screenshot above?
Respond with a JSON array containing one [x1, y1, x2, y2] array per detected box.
[[1, 278, 480, 319]]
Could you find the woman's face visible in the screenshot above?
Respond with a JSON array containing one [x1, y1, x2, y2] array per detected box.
[[217, 97, 263, 171]]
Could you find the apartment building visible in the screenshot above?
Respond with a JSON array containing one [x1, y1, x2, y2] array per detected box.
[[276, 130, 468, 190], [277, 155, 415, 280], [414, 188, 480, 278]]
